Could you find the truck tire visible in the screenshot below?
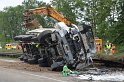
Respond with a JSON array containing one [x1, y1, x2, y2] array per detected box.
[[51, 61, 63, 71], [23, 56, 28, 62], [38, 30, 52, 42], [38, 58, 49, 67], [28, 58, 37, 64], [18, 55, 24, 61]]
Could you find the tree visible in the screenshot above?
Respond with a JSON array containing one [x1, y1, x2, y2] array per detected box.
[[112, 0, 124, 44], [52, 0, 77, 24], [0, 0, 124, 45]]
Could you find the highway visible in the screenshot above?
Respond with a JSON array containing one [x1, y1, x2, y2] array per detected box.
[[0, 67, 77, 82]]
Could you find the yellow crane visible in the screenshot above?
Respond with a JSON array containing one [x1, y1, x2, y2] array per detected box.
[[23, 5, 72, 28]]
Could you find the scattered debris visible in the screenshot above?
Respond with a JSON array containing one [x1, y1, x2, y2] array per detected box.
[[77, 67, 124, 81], [0, 53, 124, 82]]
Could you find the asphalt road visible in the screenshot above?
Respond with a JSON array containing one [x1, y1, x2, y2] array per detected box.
[[0, 67, 78, 82]]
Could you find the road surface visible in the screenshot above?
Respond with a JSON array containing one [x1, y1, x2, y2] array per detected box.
[[0, 58, 107, 82], [0, 67, 79, 82]]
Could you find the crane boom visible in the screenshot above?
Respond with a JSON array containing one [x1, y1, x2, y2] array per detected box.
[[24, 6, 72, 28]]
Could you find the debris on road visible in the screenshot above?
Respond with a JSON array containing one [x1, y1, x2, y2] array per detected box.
[[0, 58, 124, 82], [77, 67, 124, 81]]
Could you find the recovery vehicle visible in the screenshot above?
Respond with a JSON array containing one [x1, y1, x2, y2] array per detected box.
[[14, 6, 96, 70]]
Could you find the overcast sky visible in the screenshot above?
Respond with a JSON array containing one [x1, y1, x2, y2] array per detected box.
[[0, 0, 51, 11]]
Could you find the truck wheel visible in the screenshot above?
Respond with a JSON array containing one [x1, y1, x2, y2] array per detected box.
[[38, 58, 49, 67], [28, 58, 37, 64], [18, 55, 24, 61], [23, 56, 28, 63], [47, 58, 53, 67], [38, 30, 52, 42], [51, 61, 63, 71]]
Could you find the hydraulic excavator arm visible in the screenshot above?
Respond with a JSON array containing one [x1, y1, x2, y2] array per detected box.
[[24, 6, 72, 28]]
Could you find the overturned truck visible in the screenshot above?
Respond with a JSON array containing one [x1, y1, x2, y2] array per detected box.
[[14, 22, 96, 70]]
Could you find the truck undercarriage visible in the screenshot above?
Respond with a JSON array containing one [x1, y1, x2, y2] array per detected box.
[[15, 22, 96, 70]]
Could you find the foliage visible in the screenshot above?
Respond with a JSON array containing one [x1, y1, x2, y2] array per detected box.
[[0, 5, 25, 43], [22, 0, 55, 28], [0, 0, 124, 46]]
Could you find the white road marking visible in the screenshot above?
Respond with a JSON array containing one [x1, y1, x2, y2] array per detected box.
[[21, 72, 67, 82]]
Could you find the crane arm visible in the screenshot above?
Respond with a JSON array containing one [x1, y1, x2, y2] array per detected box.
[[24, 6, 72, 27]]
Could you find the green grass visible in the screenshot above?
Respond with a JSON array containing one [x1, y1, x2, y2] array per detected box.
[[115, 45, 124, 55]]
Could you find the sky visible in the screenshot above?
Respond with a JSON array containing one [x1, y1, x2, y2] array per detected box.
[[0, 0, 51, 11]]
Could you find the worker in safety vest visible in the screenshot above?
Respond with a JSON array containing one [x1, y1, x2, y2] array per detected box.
[[111, 44, 115, 55], [104, 40, 112, 55]]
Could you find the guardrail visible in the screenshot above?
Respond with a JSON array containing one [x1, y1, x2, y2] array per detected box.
[[0, 53, 23, 58]]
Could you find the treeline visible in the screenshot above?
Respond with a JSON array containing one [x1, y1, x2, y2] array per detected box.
[[0, 0, 124, 45]]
